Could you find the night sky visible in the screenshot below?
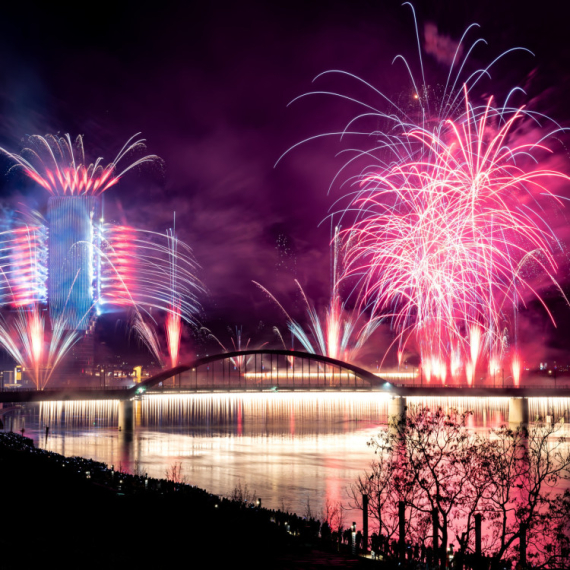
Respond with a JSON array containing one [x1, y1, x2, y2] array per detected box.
[[1, 0, 570, 365]]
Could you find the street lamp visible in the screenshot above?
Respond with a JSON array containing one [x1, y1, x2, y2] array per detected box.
[[351, 522, 357, 555]]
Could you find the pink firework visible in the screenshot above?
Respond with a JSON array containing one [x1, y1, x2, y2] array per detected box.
[[282, 15, 570, 382], [101, 224, 201, 319], [205, 326, 259, 370], [469, 325, 482, 379], [341, 92, 569, 380], [166, 306, 182, 368], [0, 304, 80, 390], [255, 280, 380, 363], [165, 225, 183, 369], [101, 225, 139, 307], [0, 133, 159, 195], [255, 224, 379, 363], [397, 349, 404, 368], [512, 353, 522, 387], [0, 225, 47, 307], [101, 223, 202, 366], [25, 305, 43, 382]]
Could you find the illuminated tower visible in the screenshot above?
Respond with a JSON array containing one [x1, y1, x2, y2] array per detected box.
[[47, 196, 101, 330]]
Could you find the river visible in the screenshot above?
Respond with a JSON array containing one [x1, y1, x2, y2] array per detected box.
[[5, 393, 570, 519]]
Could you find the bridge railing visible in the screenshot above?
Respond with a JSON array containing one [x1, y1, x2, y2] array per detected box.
[[391, 382, 570, 390], [154, 352, 371, 391], [0, 385, 133, 392]]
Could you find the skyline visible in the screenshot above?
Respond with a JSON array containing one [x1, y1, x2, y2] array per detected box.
[[0, 0, 570, 368]]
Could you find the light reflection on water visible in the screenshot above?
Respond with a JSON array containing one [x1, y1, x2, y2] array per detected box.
[[7, 393, 570, 517]]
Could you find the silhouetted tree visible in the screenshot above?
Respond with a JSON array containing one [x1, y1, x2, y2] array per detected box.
[[353, 407, 570, 568], [484, 422, 570, 567]]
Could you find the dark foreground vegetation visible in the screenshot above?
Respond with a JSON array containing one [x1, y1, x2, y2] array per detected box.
[[2, 408, 569, 569], [350, 407, 570, 569], [0, 432, 368, 569]]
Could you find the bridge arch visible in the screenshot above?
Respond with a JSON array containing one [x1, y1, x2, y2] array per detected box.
[[126, 349, 396, 398]]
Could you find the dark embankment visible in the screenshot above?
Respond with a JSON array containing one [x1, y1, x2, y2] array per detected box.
[[0, 433, 366, 569]]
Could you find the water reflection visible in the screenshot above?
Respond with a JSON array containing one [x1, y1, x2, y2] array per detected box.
[[9, 393, 570, 517]]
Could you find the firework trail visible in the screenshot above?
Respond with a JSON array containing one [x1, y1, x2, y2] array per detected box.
[[205, 326, 251, 369], [204, 326, 268, 370], [166, 308, 182, 368], [255, 279, 379, 363], [340, 92, 569, 381], [0, 222, 83, 388], [0, 303, 82, 390], [511, 352, 522, 387], [165, 220, 182, 368], [100, 224, 202, 322], [0, 225, 47, 307], [131, 314, 164, 368], [0, 134, 160, 195], [280, 8, 570, 382], [255, 225, 379, 363], [273, 326, 297, 368], [99, 223, 202, 366]]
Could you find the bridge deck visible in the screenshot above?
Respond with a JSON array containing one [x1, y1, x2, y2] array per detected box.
[[2, 350, 570, 402], [2, 385, 570, 403]]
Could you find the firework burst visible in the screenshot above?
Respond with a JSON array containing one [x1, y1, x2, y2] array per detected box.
[[204, 326, 265, 370], [0, 133, 160, 195], [0, 224, 47, 307], [255, 279, 379, 363], [100, 223, 202, 367], [0, 304, 81, 390], [100, 224, 202, 321], [341, 92, 569, 380], [282, 8, 570, 382]]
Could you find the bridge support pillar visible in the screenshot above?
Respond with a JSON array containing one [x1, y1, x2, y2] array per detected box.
[[509, 397, 529, 428], [388, 397, 406, 430], [118, 399, 134, 432]]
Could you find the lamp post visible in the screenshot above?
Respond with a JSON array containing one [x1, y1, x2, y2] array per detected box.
[[351, 522, 357, 555]]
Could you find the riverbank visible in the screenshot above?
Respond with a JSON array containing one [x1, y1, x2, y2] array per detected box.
[[0, 432, 369, 569]]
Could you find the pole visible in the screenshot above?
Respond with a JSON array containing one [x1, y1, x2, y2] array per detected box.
[[399, 501, 406, 562], [351, 522, 357, 556], [475, 513, 482, 560], [432, 509, 439, 567], [362, 494, 369, 554]]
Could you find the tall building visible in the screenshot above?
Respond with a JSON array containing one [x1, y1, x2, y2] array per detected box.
[[47, 196, 101, 331]]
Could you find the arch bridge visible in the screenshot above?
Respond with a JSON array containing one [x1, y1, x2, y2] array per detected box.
[[126, 349, 394, 398]]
